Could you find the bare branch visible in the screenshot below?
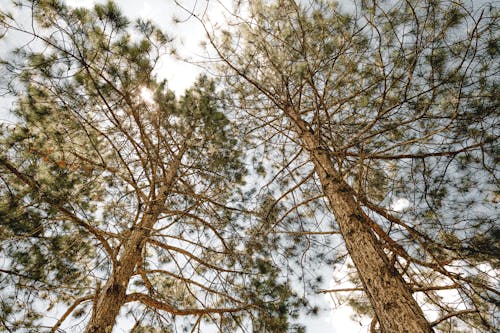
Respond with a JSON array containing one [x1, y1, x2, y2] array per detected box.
[[50, 295, 94, 333], [125, 293, 249, 316], [430, 309, 479, 327]]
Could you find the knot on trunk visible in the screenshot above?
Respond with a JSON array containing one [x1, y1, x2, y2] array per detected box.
[[106, 282, 125, 297]]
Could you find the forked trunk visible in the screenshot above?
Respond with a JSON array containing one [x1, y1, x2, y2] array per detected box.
[[84, 154, 183, 332], [84, 226, 150, 333]]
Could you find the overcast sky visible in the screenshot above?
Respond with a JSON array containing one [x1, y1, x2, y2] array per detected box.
[[0, 0, 373, 331]]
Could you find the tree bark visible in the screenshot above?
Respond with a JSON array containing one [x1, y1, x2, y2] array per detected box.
[[288, 108, 433, 333], [84, 150, 185, 332], [84, 224, 151, 333]]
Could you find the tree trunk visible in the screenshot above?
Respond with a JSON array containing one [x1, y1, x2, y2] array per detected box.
[[289, 109, 433, 333], [84, 225, 150, 333], [84, 152, 184, 332]]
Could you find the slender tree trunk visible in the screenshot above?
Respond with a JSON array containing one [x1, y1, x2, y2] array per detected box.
[[84, 195, 163, 332], [288, 108, 433, 333], [84, 150, 185, 332], [84, 212, 157, 333]]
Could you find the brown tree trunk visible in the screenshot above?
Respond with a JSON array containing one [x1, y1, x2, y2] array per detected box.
[[84, 150, 185, 332], [289, 109, 433, 333], [84, 225, 150, 333]]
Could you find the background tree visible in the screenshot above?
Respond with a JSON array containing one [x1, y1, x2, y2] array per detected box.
[[199, 0, 499, 331], [0, 1, 302, 332]]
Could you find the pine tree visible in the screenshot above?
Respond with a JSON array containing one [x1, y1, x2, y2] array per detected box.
[[203, 0, 499, 331], [0, 1, 300, 332]]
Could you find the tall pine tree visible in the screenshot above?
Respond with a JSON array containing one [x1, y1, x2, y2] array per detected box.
[[202, 0, 499, 331], [0, 1, 301, 332]]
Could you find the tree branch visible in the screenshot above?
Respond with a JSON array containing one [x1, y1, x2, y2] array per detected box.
[[318, 284, 461, 294], [125, 293, 249, 316], [430, 309, 478, 327], [50, 295, 94, 333], [0, 157, 116, 262], [147, 239, 242, 274]]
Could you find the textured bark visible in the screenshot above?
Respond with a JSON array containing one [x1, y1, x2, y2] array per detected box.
[[84, 225, 151, 333], [84, 151, 185, 333], [288, 108, 433, 333]]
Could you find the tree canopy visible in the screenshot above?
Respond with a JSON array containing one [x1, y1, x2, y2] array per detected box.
[[0, 1, 301, 332], [0, 0, 498, 332], [202, 0, 499, 331]]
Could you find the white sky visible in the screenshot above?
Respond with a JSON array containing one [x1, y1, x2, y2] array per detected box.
[[0, 0, 375, 331]]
